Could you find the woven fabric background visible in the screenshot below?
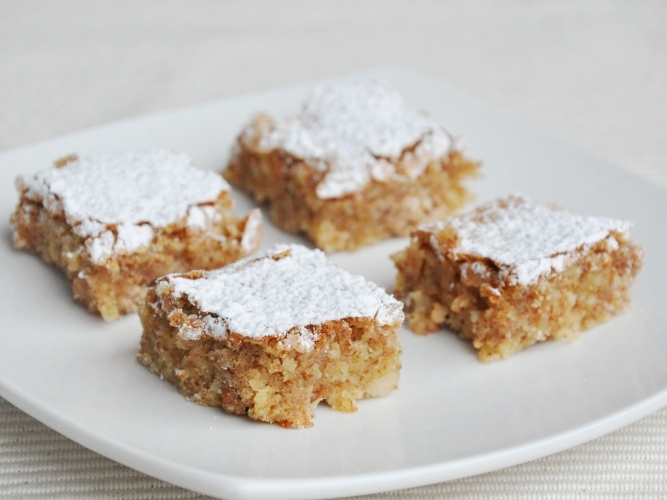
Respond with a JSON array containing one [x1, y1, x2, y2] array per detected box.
[[1, 1, 666, 498]]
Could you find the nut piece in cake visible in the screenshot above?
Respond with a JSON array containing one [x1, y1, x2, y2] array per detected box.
[[392, 195, 644, 361], [138, 244, 403, 428], [224, 79, 479, 251], [11, 148, 262, 321]]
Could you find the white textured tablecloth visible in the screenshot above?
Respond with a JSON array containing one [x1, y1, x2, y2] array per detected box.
[[1, 1, 666, 498]]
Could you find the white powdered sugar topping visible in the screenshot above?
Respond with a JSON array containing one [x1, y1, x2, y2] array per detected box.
[[163, 244, 404, 342], [16, 148, 230, 263], [240, 209, 263, 253], [257, 79, 454, 199], [186, 205, 221, 231], [425, 195, 632, 286]]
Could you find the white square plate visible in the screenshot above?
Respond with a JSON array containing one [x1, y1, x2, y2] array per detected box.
[[1, 68, 666, 499]]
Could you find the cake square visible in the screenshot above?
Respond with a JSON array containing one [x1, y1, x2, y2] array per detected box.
[[224, 79, 479, 251], [138, 244, 403, 428], [392, 195, 644, 361], [11, 148, 262, 320]]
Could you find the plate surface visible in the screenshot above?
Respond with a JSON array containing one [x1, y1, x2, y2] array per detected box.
[[1, 68, 666, 500]]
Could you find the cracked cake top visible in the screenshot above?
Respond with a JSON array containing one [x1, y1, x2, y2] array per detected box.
[[254, 79, 456, 199], [16, 147, 230, 263]]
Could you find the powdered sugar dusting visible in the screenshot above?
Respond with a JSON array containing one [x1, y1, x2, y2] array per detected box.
[[17, 148, 230, 263], [424, 195, 632, 286], [240, 209, 262, 253], [162, 244, 404, 342], [257, 79, 454, 199], [186, 205, 221, 230], [277, 327, 319, 351]]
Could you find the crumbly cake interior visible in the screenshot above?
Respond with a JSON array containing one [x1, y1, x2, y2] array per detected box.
[[224, 80, 479, 251], [11, 149, 262, 320], [138, 244, 403, 428], [393, 196, 644, 361]]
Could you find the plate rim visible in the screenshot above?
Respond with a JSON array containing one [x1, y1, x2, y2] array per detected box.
[[3, 371, 666, 500]]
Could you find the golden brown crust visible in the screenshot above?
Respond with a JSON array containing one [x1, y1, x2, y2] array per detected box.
[[393, 229, 643, 361], [11, 191, 261, 320], [224, 115, 479, 252], [137, 282, 402, 428]]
